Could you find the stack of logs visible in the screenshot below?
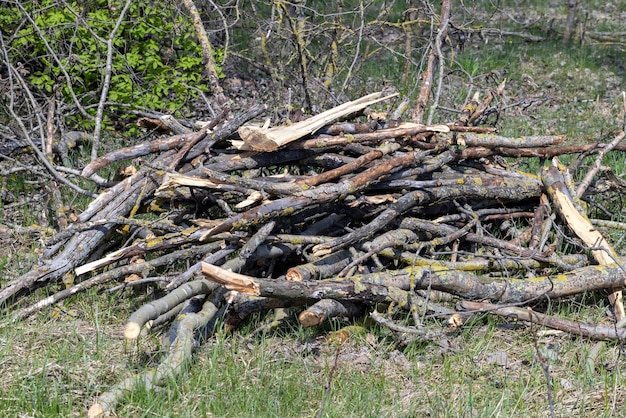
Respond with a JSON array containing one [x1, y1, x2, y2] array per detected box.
[[2, 90, 626, 417]]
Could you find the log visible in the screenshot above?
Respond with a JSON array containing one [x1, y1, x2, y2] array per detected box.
[[81, 135, 189, 178], [124, 279, 217, 340], [457, 133, 565, 148], [203, 262, 626, 306], [89, 295, 221, 417], [542, 159, 626, 322], [237, 91, 398, 151], [201, 262, 413, 308], [286, 250, 353, 281], [298, 299, 363, 327], [460, 301, 626, 341]]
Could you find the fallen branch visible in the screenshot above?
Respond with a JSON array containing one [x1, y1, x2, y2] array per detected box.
[[124, 279, 217, 340], [238, 91, 398, 151], [202, 262, 626, 306], [459, 301, 626, 341], [298, 299, 363, 327], [88, 294, 222, 417], [542, 159, 626, 322], [201, 262, 413, 308]]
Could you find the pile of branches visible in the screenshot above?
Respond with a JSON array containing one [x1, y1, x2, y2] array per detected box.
[[3, 87, 626, 416]]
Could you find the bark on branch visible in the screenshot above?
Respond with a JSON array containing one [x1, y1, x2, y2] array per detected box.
[[202, 262, 626, 306]]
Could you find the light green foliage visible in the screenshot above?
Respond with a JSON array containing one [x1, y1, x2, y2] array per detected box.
[[3, 0, 222, 131]]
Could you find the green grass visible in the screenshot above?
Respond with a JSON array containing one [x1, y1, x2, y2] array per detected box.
[[3, 301, 625, 417], [443, 37, 624, 139]]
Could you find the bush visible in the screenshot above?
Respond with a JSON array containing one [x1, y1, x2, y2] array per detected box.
[[2, 0, 221, 132]]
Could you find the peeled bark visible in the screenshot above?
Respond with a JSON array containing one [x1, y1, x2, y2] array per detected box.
[[542, 159, 625, 322], [237, 92, 398, 151]]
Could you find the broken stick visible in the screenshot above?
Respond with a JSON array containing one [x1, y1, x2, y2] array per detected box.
[[237, 91, 399, 151], [542, 158, 626, 323]]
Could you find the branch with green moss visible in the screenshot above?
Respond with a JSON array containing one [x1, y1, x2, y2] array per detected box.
[[88, 295, 222, 418], [124, 279, 218, 340], [204, 261, 626, 307]]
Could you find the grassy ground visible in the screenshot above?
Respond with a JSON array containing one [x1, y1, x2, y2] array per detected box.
[[1, 1, 626, 417], [2, 296, 625, 417]]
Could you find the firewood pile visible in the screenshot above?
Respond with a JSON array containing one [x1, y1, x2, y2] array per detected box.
[[2, 88, 626, 417]]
